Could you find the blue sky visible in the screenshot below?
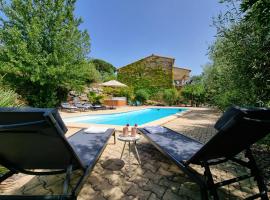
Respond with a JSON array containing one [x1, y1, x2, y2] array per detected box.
[[75, 0, 226, 75]]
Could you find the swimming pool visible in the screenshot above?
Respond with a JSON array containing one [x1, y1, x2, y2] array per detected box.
[[64, 108, 187, 126]]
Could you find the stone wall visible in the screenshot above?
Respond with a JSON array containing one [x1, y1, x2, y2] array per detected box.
[[173, 67, 191, 88]]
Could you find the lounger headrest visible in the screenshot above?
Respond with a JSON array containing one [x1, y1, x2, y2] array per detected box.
[[189, 106, 270, 163], [214, 106, 270, 131], [214, 106, 245, 131]]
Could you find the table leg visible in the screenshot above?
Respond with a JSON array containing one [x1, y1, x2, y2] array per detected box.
[[134, 141, 141, 165], [120, 141, 126, 159], [128, 141, 131, 173]]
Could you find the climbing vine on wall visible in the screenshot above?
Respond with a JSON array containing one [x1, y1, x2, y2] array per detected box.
[[117, 58, 173, 95]]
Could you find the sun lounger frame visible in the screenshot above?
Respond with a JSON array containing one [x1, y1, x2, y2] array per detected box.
[[138, 124, 269, 200], [0, 110, 115, 200]]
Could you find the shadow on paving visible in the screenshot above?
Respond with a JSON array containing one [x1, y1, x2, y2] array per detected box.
[[0, 141, 266, 199], [179, 109, 221, 122], [252, 145, 270, 187]]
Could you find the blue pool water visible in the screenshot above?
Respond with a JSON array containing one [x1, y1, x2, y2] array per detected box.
[[64, 108, 187, 126]]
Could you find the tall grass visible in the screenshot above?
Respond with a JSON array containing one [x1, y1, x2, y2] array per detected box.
[[0, 166, 7, 175], [0, 87, 22, 107], [0, 74, 23, 107]]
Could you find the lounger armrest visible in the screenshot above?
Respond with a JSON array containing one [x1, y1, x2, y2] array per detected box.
[[0, 120, 47, 130], [44, 112, 66, 135], [243, 117, 270, 124]]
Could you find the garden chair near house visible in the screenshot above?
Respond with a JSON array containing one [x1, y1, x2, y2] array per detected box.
[[81, 102, 107, 111], [91, 104, 107, 110], [82, 102, 93, 110], [138, 106, 270, 200], [0, 107, 116, 200], [61, 102, 78, 112], [74, 102, 90, 111]]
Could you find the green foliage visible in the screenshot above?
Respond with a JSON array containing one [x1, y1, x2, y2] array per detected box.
[[102, 73, 117, 82], [0, 0, 91, 107], [89, 59, 116, 81], [87, 92, 103, 105], [150, 90, 165, 102], [135, 89, 149, 104], [203, 0, 270, 110], [181, 76, 206, 107], [117, 87, 134, 102], [163, 88, 179, 106], [84, 62, 101, 84], [90, 59, 116, 74]]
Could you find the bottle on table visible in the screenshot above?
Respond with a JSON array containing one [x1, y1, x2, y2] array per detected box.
[[123, 123, 129, 136], [131, 124, 138, 137]]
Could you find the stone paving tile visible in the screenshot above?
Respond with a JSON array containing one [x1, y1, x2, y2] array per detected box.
[[126, 183, 151, 199], [163, 189, 184, 200], [0, 108, 269, 199], [141, 163, 158, 173], [128, 175, 149, 188], [143, 181, 166, 198], [159, 177, 183, 194], [148, 192, 160, 200], [178, 182, 201, 200]]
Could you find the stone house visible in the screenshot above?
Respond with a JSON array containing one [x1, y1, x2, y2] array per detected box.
[[173, 66, 191, 88], [117, 54, 191, 92]]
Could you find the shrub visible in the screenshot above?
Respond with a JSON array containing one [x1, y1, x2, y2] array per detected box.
[[135, 89, 149, 104], [103, 87, 134, 102], [145, 100, 155, 105], [118, 87, 134, 102], [150, 90, 165, 102], [163, 88, 179, 106], [88, 92, 104, 105]]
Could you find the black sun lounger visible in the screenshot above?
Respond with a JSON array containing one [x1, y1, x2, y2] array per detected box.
[[0, 107, 115, 200], [61, 102, 78, 112], [138, 106, 270, 200]]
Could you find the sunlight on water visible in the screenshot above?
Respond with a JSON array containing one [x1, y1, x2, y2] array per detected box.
[[64, 108, 187, 126]]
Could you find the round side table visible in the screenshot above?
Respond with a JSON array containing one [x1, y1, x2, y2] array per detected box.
[[117, 134, 141, 172]]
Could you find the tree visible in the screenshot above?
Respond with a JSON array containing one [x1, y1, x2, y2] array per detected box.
[[203, 0, 270, 110], [84, 62, 101, 84], [0, 0, 91, 107], [181, 76, 205, 107], [89, 59, 116, 81]]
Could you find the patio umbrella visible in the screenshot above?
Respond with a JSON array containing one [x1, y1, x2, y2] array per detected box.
[[100, 80, 127, 87]]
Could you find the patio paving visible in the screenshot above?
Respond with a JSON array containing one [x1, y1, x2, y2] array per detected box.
[[0, 108, 269, 199]]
